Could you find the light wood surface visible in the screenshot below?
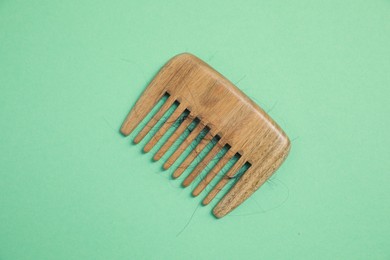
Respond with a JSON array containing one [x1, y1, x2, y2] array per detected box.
[[121, 53, 290, 218]]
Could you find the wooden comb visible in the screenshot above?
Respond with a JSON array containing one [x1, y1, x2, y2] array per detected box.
[[121, 53, 290, 218]]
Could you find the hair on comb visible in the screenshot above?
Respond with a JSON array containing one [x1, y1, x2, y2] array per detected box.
[[121, 53, 290, 218]]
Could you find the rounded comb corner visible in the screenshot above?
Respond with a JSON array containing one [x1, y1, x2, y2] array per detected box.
[[274, 129, 291, 162], [212, 208, 224, 219], [277, 128, 291, 152], [168, 52, 199, 64]]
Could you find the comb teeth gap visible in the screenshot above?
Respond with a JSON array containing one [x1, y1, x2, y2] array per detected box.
[[182, 136, 223, 187], [133, 93, 174, 144], [192, 146, 233, 196], [163, 118, 202, 170], [153, 109, 193, 161], [172, 128, 213, 179], [203, 156, 252, 205], [211, 161, 252, 206], [143, 101, 186, 152], [229, 161, 252, 180]]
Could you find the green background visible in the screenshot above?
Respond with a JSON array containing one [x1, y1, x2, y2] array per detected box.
[[1, 0, 389, 259]]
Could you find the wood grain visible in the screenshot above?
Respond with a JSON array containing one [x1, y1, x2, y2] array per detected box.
[[121, 53, 290, 218]]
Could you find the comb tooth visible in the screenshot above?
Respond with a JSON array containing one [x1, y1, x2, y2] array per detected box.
[[120, 91, 165, 136], [163, 122, 204, 170], [121, 55, 194, 136], [192, 150, 234, 196], [202, 156, 246, 206], [182, 141, 223, 187], [143, 102, 186, 152], [172, 131, 213, 179], [121, 59, 189, 136], [133, 96, 175, 144], [213, 144, 290, 218], [153, 114, 192, 161]]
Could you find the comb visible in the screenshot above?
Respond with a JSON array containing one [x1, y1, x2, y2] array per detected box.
[[121, 53, 290, 218]]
